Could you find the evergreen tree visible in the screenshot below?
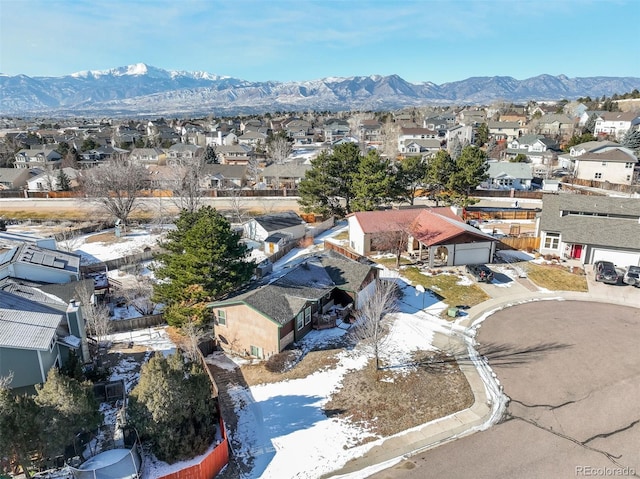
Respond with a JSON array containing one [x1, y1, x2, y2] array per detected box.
[[57, 168, 71, 191], [425, 150, 456, 205], [153, 206, 254, 326], [621, 128, 640, 153], [128, 352, 217, 463], [297, 151, 343, 216], [510, 153, 528, 163], [298, 142, 361, 216], [0, 387, 43, 477], [564, 133, 597, 151], [34, 369, 102, 459], [475, 122, 489, 147], [395, 155, 427, 205], [448, 145, 489, 199], [203, 145, 218, 164], [583, 113, 598, 134], [352, 150, 395, 211]]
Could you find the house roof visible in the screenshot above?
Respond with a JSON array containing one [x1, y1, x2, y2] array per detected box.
[[0, 308, 62, 350], [571, 140, 620, 154], [513, 134, 544, 145], [539, 194, 640, 250], [598, 112, 640, 122], [261, 163, 311, 179], [15, 244, 81, 274], [488, 121, 522, 129], [578, 149, 638, 163], [487, 162, 533, 180], [0, 168, 28, 184], [202, 164, 247, 179], [316, 250, 375, 294], [222, 259, 334, 325], [349, 207, 459, 234], [251, 211, 304, 232], [410, 210, 496, 246]]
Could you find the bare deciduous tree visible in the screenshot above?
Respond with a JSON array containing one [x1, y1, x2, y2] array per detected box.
[[380, 119, 400, 160], [168, 156, 206, 214], [267, 134, 292, 188], [75, 284, 112, 346], [349, 279, 399, 371], [371, 227, 411, 268], [121, 277, 157, 316], [227, 188, 247, 224], [81, 157, 149, 230], [181, 320, 209, 363]]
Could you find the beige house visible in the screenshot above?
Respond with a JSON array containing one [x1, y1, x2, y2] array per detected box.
[[209, 252, 378, 358]]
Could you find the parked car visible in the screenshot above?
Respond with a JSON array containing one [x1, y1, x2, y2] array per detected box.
[[623, 265, 640, 287], [465, 264, 494, 282], [594, 260, 619, 284]]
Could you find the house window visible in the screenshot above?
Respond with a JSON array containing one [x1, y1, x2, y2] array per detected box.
[[627, 175, 632, 181], [250, 345, 263, 359], [625, 162, 634, 169], [296, 311, 304, 331], [595, 172, 602, 179], [217, 309, 226, 326], [544, 233, 560, 249], [601, 162, 607, 166], [304, 306, 312, 325]]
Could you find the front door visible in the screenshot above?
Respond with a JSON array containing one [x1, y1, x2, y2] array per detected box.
[[571, 244, 583, 260]]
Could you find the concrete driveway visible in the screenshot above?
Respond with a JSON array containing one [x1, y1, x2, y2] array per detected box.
[[368, 300, 640, 479]]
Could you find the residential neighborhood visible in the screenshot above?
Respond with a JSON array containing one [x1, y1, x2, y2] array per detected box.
[[1, 92, 640, 479]]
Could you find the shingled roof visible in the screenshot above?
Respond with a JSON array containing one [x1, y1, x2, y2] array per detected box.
[[539, 194, 640, 250]]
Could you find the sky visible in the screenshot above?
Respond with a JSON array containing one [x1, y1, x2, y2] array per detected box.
[[1, 0, 638, 84]]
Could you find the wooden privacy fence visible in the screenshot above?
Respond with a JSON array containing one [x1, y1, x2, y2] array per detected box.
[[109, 314, 165, 332], [323, 240, 365, 262], [498, 236, 540, 251], [464, 208, 539, 220], [471, 189, 544, 199]]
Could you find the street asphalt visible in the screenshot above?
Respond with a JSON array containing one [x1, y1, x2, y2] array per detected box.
[[335, 282, 640, 479]]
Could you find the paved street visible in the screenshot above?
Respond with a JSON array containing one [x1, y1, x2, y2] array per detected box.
[[367, 300, 640, 479]]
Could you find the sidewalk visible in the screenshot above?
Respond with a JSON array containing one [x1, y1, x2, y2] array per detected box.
[[327, 281, 640, 478]]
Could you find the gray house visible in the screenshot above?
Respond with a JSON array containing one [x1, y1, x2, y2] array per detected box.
[[0, 281, 91, 393], [483, 162, 533, 190], [536, 194, 640, 266]]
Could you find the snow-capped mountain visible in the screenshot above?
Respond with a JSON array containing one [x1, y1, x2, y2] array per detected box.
[[1, 63, 639, 117]]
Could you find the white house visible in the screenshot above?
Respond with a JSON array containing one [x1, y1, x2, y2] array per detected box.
[[574, 148, 639, 185], [487, 121, 523, 142], [243, 211, 306, 242], [26, 167, 79, 192], [398, 128, 439, 154], [593, 111, 640, 140], [445, 125, 474, 146], [348, 208, 497, 267]]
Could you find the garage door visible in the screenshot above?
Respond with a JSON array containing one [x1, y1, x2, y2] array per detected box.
[[453, 247, 491, 266], [590, 249, 640, 267]]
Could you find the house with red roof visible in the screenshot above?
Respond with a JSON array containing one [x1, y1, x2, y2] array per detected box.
[[348, 207, 498, 267]]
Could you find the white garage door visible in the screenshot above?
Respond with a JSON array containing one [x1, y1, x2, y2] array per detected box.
[[453, 247, 491, 266], [590, 249, 640, 267]]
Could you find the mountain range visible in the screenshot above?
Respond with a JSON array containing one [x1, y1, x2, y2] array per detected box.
[[2, 63, 640, 117]]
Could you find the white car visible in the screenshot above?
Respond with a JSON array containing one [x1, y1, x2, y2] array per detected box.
[[623, 266, 640, 287]]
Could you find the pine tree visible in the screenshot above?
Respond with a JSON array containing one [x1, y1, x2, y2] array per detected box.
[[395, 155, 427, 205], [298, 143, 361, 216], [621, 128, 640, 153], [425, 150, 456, 205], [448, 145, 489, 199], [203, 145, 218, 164], [152, 206, 254, 326], [57, 168, 71, 191], [475, 122, 489, 147], [128, 352, 217, 463], [352, 150, 396, 211]]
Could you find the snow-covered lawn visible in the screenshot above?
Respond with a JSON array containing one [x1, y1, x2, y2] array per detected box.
[[207, 269, 459, 479]]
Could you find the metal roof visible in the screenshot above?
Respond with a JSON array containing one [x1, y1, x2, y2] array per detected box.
[[0, 308, 62, 350]]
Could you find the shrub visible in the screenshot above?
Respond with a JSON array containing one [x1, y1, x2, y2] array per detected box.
[[265, 350, 300, 373]]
